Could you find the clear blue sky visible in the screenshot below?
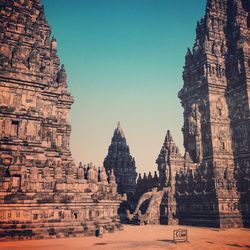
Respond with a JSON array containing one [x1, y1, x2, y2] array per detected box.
[[42, 0, 206, 174]]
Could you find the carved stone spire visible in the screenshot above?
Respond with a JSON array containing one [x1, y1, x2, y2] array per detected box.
[[156, 130, 183, 188], [112, 121, 126, 142], [104, 122, 137, 195], [57, 64, 68, 87], [0, 0, 123, 239], [178, 0, 248, 228], [51, 36, 57, 51]]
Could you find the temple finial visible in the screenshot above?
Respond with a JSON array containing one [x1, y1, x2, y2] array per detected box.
[[114, 121, 124, 138]]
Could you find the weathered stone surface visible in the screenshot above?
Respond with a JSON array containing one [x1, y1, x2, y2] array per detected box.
[[0, 0, 122, 240], [136, 171, 159, 199], [104, 122, 137, 197], [129, 131, 181, 225], [130, 0, 250, 229], [178, 0, 250, 228], [127, 188, 166, 225]]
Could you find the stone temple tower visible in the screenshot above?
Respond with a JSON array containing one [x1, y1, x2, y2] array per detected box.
[[0, 0, 74, 170], [156, 131, 185, 188], [104, 122, 137, 196], [178, 0, 250, 227], [0, 0, 122, 239]]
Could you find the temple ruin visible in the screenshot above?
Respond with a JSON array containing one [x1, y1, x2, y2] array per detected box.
[[128, 0, 250, 228], [178, 0, 250, 228], [0, 0, 123, 240], [1, 0, 250, 241], [104, 122, 137, 197]]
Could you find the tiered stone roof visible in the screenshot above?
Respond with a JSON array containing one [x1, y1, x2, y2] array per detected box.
[[104, 122, 137, 195]]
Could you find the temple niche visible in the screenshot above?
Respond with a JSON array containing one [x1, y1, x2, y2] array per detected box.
[[0, 0, 123, 240]]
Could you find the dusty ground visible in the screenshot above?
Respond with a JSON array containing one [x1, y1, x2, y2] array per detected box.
[[0, 225, 250, 250]]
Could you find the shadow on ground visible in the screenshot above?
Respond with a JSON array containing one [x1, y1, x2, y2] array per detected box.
[[94, 243, 108, 246], [157, 239, 174, 244], [225, 243, 250, 248]]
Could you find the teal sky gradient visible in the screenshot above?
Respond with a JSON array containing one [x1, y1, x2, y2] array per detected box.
[[42, 0, 206, 174]]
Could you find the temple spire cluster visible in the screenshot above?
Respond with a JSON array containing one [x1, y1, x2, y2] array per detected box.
[[127, 0, 250, 228], [0, 0, 250, 239]]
